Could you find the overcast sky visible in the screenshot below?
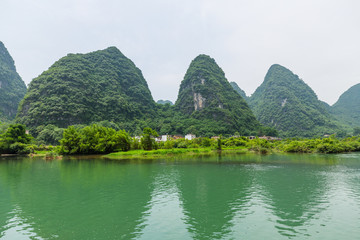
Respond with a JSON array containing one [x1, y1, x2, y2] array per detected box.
[[1, 0, 360, 105]]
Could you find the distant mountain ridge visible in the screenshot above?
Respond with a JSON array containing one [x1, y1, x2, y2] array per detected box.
[[248, 64, 342, 137], [0, 41, 27, 122], [157, 100, 173, 105], [230, 81, 248, 100]]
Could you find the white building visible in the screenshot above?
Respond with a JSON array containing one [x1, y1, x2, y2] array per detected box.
[[161, 135, 171, 141], [185, 134, 196, 140]]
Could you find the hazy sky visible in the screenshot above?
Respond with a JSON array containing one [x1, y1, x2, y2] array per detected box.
[[1, 0, 360, 105]]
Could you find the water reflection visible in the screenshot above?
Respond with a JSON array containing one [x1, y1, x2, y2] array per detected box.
[[1, 154, 360, 239], [0, 158, 156, 239], [176, 163, 254, 239], [255, 163, 330, 238], [137, 167, 192, 239]]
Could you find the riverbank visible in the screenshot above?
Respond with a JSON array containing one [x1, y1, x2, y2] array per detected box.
[[14, 135, 360, 160], [103, 147, 250, 160]]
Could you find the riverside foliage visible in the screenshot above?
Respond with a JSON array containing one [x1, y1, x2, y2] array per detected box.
[[0, 124, 33, 154], [2, 123, 360, 156], [59, 124, 130, 154], [56, 125, 360, 155]]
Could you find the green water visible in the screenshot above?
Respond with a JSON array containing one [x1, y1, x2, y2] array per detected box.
[[1, 154, 360, 239]]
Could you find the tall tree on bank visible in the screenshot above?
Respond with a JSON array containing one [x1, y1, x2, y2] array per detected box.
[[0, 41, 27, 122]]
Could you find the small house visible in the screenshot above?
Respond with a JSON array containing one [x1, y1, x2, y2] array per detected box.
[[161, 135, 171, 141], [185, 134, 196, 140]]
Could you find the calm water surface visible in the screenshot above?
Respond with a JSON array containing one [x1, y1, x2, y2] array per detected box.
[[1, 153, 360, 239]]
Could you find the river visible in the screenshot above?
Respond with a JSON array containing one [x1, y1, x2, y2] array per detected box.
[[1, 153, 360, 239]]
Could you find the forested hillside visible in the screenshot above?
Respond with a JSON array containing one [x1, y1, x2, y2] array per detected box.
[[0, 41, 27, 122], [331, 83, 360, 127], [249, 64, 342, 137], [172, 54, 260, 136], [230, 81, 248, 100], [16, 47, 156, 129]]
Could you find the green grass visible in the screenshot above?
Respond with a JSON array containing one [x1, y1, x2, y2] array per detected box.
[[103, 147, 250, 160], [29, 150, 53, 157]]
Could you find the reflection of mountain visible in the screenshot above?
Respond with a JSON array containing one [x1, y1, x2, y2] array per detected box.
[[137, 166, 193, 239], [3, 158, 155, 239], [0, 166, 13, 238], [176, 161, 253, 239], [256, 164, 329, 238]]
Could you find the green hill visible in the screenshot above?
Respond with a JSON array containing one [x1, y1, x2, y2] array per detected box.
[[173, 54, 259, 136], [0, 41, 27, 122], [16, 47, 156, 129], [249, 64, 341, 137], [331, 83, 360, 127], [157, 100, 173, 105], [230, 81, 248, 100]]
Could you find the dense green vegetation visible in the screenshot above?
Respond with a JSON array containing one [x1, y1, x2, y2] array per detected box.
[[331, 83, 360, 127], [5, 44, 359, 139], [0, 124, 33, 154], [105, 134, 360, 158], [59, 124, 130, 154], [13, 48, 266, 138], [248, 64, 343, 138], [230, 81, 248, 100], [0, 41, 27, 122], [16, 47, 156, 129], [1, 122, 360, 157], [174, 54, 260, 136]]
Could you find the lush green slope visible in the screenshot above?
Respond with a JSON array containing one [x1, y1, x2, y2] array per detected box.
[[249, 64, 341, 137], [230, 81, 248, 100], [331, 83, 360, 127], [16, 47, 156, 129], [173, 54, 259, 136], [0, 41, 27, 122]]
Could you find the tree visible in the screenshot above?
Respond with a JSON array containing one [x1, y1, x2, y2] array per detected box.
[[217, 135, 222, 150], [113, 130, 131, 151], [2, 124, 32, 144], [36, 124, 64, 145], [59, 126, 81, 154], [59, 124, 131, 154], [0, 124, 33, 154], [141, 127, 158, 150]]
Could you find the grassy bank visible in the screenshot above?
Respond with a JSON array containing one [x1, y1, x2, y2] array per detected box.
[[104, 147, 249, 160]]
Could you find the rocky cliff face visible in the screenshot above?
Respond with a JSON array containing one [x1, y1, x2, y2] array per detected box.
[[0, 41, 27, 121], [174, 54, 259, 134]]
